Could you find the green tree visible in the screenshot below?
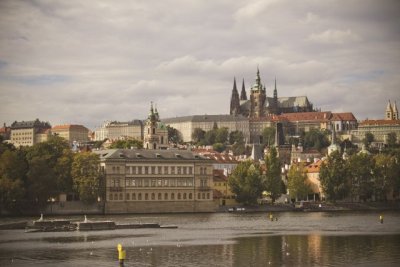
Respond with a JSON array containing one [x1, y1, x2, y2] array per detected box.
[[387, 132, 397, 148], [215, 127, 229, 144], [319, 151, 348, 202], [264, 147, 282, 202], [167, 125, 182, 144], [229, 130, 244, 145], [347, 153, 374, 201], [363, 132, 374, 147], [304, 128, 330, 151], [228, 161, 264, 205], [213, 143, 226, 153], [0, 149, 27, 211], [192, 128, 205, 144], [204, 130, 217, 145], [232, 142, 246, 156], [262, 127, 275, 147], [72, 152, 102, 203], [109, 139, 143, 149], [373, 154, 396, 201], [287, 164, 311, 201]]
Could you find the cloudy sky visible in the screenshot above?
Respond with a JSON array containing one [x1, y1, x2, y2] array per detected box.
[[1, 0, 399, 129]]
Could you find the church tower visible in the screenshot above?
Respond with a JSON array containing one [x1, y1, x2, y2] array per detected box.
[[240, 79, 247, 100], [386, 100, 394, 120], [392, 101, 398, 120], [230, 77, 240, 115], [250, 68, 266, 118], [270, 78, 279, 115], [144, 102, 168, 150]]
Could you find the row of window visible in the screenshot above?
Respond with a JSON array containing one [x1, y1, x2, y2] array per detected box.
[[109, 192, 211, 201], [110, 178, 208, 188], [112, 165, 198, 175]]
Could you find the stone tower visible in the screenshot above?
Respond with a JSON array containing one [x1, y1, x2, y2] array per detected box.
[[385, 100, 398, 120], [250, 68, 266, 118], [230, 77, 240, 115], [144, 102, 168, 150]]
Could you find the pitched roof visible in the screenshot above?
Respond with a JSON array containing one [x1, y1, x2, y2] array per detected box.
[[331, 112, 357, 121], [52, 124, 89, 131], [359, 119, 400, 126], [277, 112, 332, 122], [306, 160, 323, 173], [94, 148, 210, 161]]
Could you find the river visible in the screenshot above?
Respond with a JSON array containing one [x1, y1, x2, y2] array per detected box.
[[1, 211, 400, 266]]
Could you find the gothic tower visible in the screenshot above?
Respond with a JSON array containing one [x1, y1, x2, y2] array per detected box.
[[240, 79, 247, 100], [230, 77, 240, 115], [270, 77, 279, 115], [250, 68, 266, 118], [392, 101, 398, 120]]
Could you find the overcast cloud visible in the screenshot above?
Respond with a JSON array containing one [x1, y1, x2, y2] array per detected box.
[[0, 0, 399, 129]]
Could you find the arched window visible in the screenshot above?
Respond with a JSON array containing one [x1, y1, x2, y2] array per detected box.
[[152, 128, 155, 134], [161, 136, 164, 144]]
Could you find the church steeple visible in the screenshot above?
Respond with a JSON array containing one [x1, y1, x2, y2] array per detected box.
[[230, 77, 240, 115], [386, 100, 393, 120], [392, 101, 398, 120], [240, 79, 247, 100], [271, 77, 279, 115]]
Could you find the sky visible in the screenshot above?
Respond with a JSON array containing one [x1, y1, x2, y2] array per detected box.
[[0, 0, 399, 130]]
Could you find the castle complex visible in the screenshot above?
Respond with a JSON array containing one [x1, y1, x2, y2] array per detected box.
[[230, 68, 313, 118]]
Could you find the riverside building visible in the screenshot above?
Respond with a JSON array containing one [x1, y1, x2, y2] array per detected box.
[[97, 149, 216, 214]]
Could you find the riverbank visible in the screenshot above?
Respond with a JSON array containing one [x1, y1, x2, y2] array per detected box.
[[218, 201, 400, 213]]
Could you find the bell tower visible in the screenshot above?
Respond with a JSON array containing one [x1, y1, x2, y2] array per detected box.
[[250, 68, 266, 118]]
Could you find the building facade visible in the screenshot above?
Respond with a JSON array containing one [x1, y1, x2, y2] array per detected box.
[[94, 120, 143, 141], [96, 149, 216, 214], [10, 119, 51, 147], [351, 120, 400, 145], [52, 124, 90, 145], [162, 114, 250, 143]]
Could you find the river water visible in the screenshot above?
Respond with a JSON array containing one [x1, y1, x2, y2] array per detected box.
[[1, 211, 400, 266]]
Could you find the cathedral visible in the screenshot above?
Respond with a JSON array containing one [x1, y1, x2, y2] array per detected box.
[[230, 68, 314, 118]]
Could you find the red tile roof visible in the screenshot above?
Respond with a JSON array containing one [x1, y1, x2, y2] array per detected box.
[[276, 112, 332, 122], [359, 119, 400, 126], [331, 112, 357, 121], [52, 124, 89, 131], [306, 160, 323, 173]]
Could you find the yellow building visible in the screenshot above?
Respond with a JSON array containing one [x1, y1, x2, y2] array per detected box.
[[52, 124, 89, 145], [10, 119, 51, 147], [96, 148, 216, 214], [213, 169, 237, 206]]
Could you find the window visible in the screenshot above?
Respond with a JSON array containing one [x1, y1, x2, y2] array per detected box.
[[164, 193, 168, 200], [157, 179, 162, 186], [138, 167, 142, 174], [158, 166, 162, 174], [132, 166, 136, 174], [171, 193, 175, 200], [183, 193, 187, 199], [126, 180, 130, 186], [151, 179, 156, 187], [132, 193, 136, 200], [151, 193, 155, 200], [138, 193, 142, 200], [158, 193, 162, 200], [126, 193, 130, 200], [109, 193, 113, 201], [151, 166, 156, 174], [119, 193, 123, 200], [171, 166, 175, 174], [144, 179, 149, 187], [164, 166, 168, 174], [177, 167, 181, 174], [207, 193, 210, 199], [164, 179, 169, 187], [198, 193, 201, 199], [145, 166, 149, 174], [189, 193, 192, 199], [152, 128, 155, 134], [183, 167, 187, 174], [145, 193, 148, 200], [132, 179, 136, 187], [202, 193, 205, 199]]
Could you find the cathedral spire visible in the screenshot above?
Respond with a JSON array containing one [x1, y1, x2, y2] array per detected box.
[[230, 77, 240, 115], [386, 100, 393, 120], [392, 101, 398, 120], [240, 79, 247, 100]]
